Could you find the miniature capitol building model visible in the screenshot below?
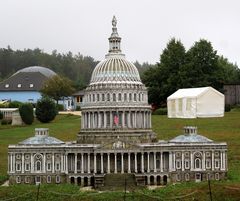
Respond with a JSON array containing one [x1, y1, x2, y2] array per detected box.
[[8, 17, 227, 187]]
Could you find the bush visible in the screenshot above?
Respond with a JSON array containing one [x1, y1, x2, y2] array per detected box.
[[57, 104, 64, 111], [76, 106, 81, 111], [35, 97, 58, 123], [8, 101, 23, 108], [1, 119, 12, 125], [152, 108, 168, 115], [19, 103, 34, 125], [0, 104, 7, 108], [0, 111, 3, 120], [225, 104, 231, 112]]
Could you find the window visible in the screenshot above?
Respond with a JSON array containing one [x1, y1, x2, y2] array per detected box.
[[215, 159, 220, 169], [47, 163, 51, 171], [47, 175, 51, 183], [129, 94, 132, 101], [97, 94, 100, 101], [102, 94, 105, 101], [93, 94, 95, 102], [107, 93, 110, 101], [5, 84, 9, 88], [77, 96, 80, 103], [185, 173, 190, 181], [113, 93, 116, 101], [206, 159, 211, 169], [195, 173, 201, 182], [185, 160, 190, 169], [36, 161, 41, 171], [25, 176, 30, 183], [56, 163, 60, 171], [16, 176, 21, 184], [118, 93, 121, 101], [56, 175, 60, 183], [124, 93, 127, 101], [35, 176, 41, 184], [29, 84, 34, 88], [176, 174, 181, 181], [25, 163, 30, 171], [176, 160, 181, 169], [17, 84, 21, 88], [134, 93, 137, 101], [138, 94, 141, 101], [215, 173, 219, 180], [195, 158, 201, 169], [16, 163, 21, 171]]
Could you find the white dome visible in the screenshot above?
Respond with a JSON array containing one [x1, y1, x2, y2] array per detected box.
[[90, 56, 142, 85]]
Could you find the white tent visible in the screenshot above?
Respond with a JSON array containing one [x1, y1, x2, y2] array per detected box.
[[167, 87, 224, 118]]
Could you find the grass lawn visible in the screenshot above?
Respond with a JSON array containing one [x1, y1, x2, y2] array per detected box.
[[0, 112, 240, 200]]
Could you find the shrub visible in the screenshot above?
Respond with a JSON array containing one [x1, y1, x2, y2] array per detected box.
[[0, 104, 6, 108], [35, 97, 58, 123], [0, 111, 3, 120], [8, 101, 23, 108], [57, 104, 64, 111], [225, 104, 231, 112], [19, 103, 34, 125], [152, 108, 168, 115], [76, 106, 81, 111], [1, 119, 12, 125]]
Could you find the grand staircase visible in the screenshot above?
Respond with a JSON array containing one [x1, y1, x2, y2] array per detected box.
[[97, 174, 137, 191]]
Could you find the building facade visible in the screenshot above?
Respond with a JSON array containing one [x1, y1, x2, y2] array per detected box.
[[8, 17, 227, 187]]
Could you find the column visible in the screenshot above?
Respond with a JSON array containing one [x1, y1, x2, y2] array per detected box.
[[135, 153, 137, 173], [13, 153, 15, 172], [203, 152, 206, 170], [98, 112, 101, 128], [43, 153, 46, 173], [153, 152, 156, 173], [181, 152, 184, 171], [114, 153, 117, 173], [21, 154, 24, 173], [94, 153, 97, 173], [223, 151, 226, 170], [81, 112, 84, 128], [134, 112, 137, 128], [52, 153, 55, 173], [110, 111, 113, 128], [101, 153, 104, 174], [61, 154, 64, 173], [173, 152, 176, 171], [104, 112, 107, 128], [81, 153, 84, 173], [160, 152, 163, 172], [190, 152, 193, 171], [169, 152, 172, 172], [149, 112, 152, 128], [10, 153, 13, 173], [212, 151, 215, 171], [121, 153, 124, 173], [122, 111, 125, 128], [141, 152, 144, 173], [147, 152, 150, 173], [128, 112, 131, 128], [65, 153, 68, 174], [74, 153, 77, 174], [107, 153, 110, 173], [128, 153, 131, 173], [88, 112, 91, 128], [88, 153, 90, 173]]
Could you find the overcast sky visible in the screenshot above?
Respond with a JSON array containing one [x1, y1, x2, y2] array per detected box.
[[0, 0, 239, 65]]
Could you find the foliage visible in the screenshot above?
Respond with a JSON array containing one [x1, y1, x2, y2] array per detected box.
[[75, 106, 81, 111], [0, 111, 3, 120], [152, 108, 167, 115], [19, 103, 34, 125], [225, 104, 231, 112], [41, 75, 75, 104], [56, 104, 64, 111], [142, 38, 240, 106], [8, 101, 23, 108], [35, 97, 58, 123]]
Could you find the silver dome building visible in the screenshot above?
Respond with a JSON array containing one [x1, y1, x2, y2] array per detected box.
[[8, 17, 227, 187], [78, 16, 155, 144]]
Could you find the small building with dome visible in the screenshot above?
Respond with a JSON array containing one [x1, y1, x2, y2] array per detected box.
[[0, 66, 56, 103], [7, 17, 227, 187]]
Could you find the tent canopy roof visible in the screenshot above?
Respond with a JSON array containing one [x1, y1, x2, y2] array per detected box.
[[167, 87, 224, 100]]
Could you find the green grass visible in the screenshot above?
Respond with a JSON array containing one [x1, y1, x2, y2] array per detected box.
[[0, 112, 240, 200]]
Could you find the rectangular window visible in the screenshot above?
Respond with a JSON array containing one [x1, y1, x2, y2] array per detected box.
[[215, 159, 220, 169], [77, 96, 80, 103], [47, 163, 51, 171], [176, 174, 181, 181], [185, 173, 190, 181], [185, 160, 190, 169], [56, 163, 60, 171], [47, 175, 51, 183], [16, 163, 21, 171], [206, 159, 211, 169], [16, 176, 21, 184], [215, 173, 220, 180], [176, 160, 181, 169], [25, 176, 30, 184], [25, 163, 30, 171], [56, 175, 60, 183]]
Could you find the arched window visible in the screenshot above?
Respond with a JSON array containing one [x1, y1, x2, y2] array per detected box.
[[36, 161, 42, 171], [93, 94, 95, 102], [102, 94, 105, 101], [195, 158, 201, 169], [118, 93, 121, 101], [134, 93, 137, 101], [97, 94, 100, 101], [124, 93, 127, 101], [107, 93, 110, 101], [113, 93, 116, 101], [129, 94, 132, 101]]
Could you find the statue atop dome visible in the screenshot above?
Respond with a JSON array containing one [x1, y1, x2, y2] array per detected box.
[[112, 15, 117, 27]]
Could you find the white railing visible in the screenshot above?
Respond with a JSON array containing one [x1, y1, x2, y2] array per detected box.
[[0, 108, 18, 119]]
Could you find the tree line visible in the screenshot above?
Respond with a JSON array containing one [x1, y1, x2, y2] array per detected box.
[[142, 38, 240, 106]]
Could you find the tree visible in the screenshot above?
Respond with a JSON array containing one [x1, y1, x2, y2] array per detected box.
[[19, 103, 34, 125], [40, 75, 75, 104], [35, 97, 58, 123], [142, 38, 186, 106]]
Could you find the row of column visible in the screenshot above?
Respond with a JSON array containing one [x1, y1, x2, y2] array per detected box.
[[81, 110, 151, 129]]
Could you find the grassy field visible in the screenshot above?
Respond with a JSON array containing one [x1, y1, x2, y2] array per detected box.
[[0, 112, 240, 200]]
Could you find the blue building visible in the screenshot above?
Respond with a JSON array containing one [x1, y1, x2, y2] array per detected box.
[[0, 66, 56, 103]]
